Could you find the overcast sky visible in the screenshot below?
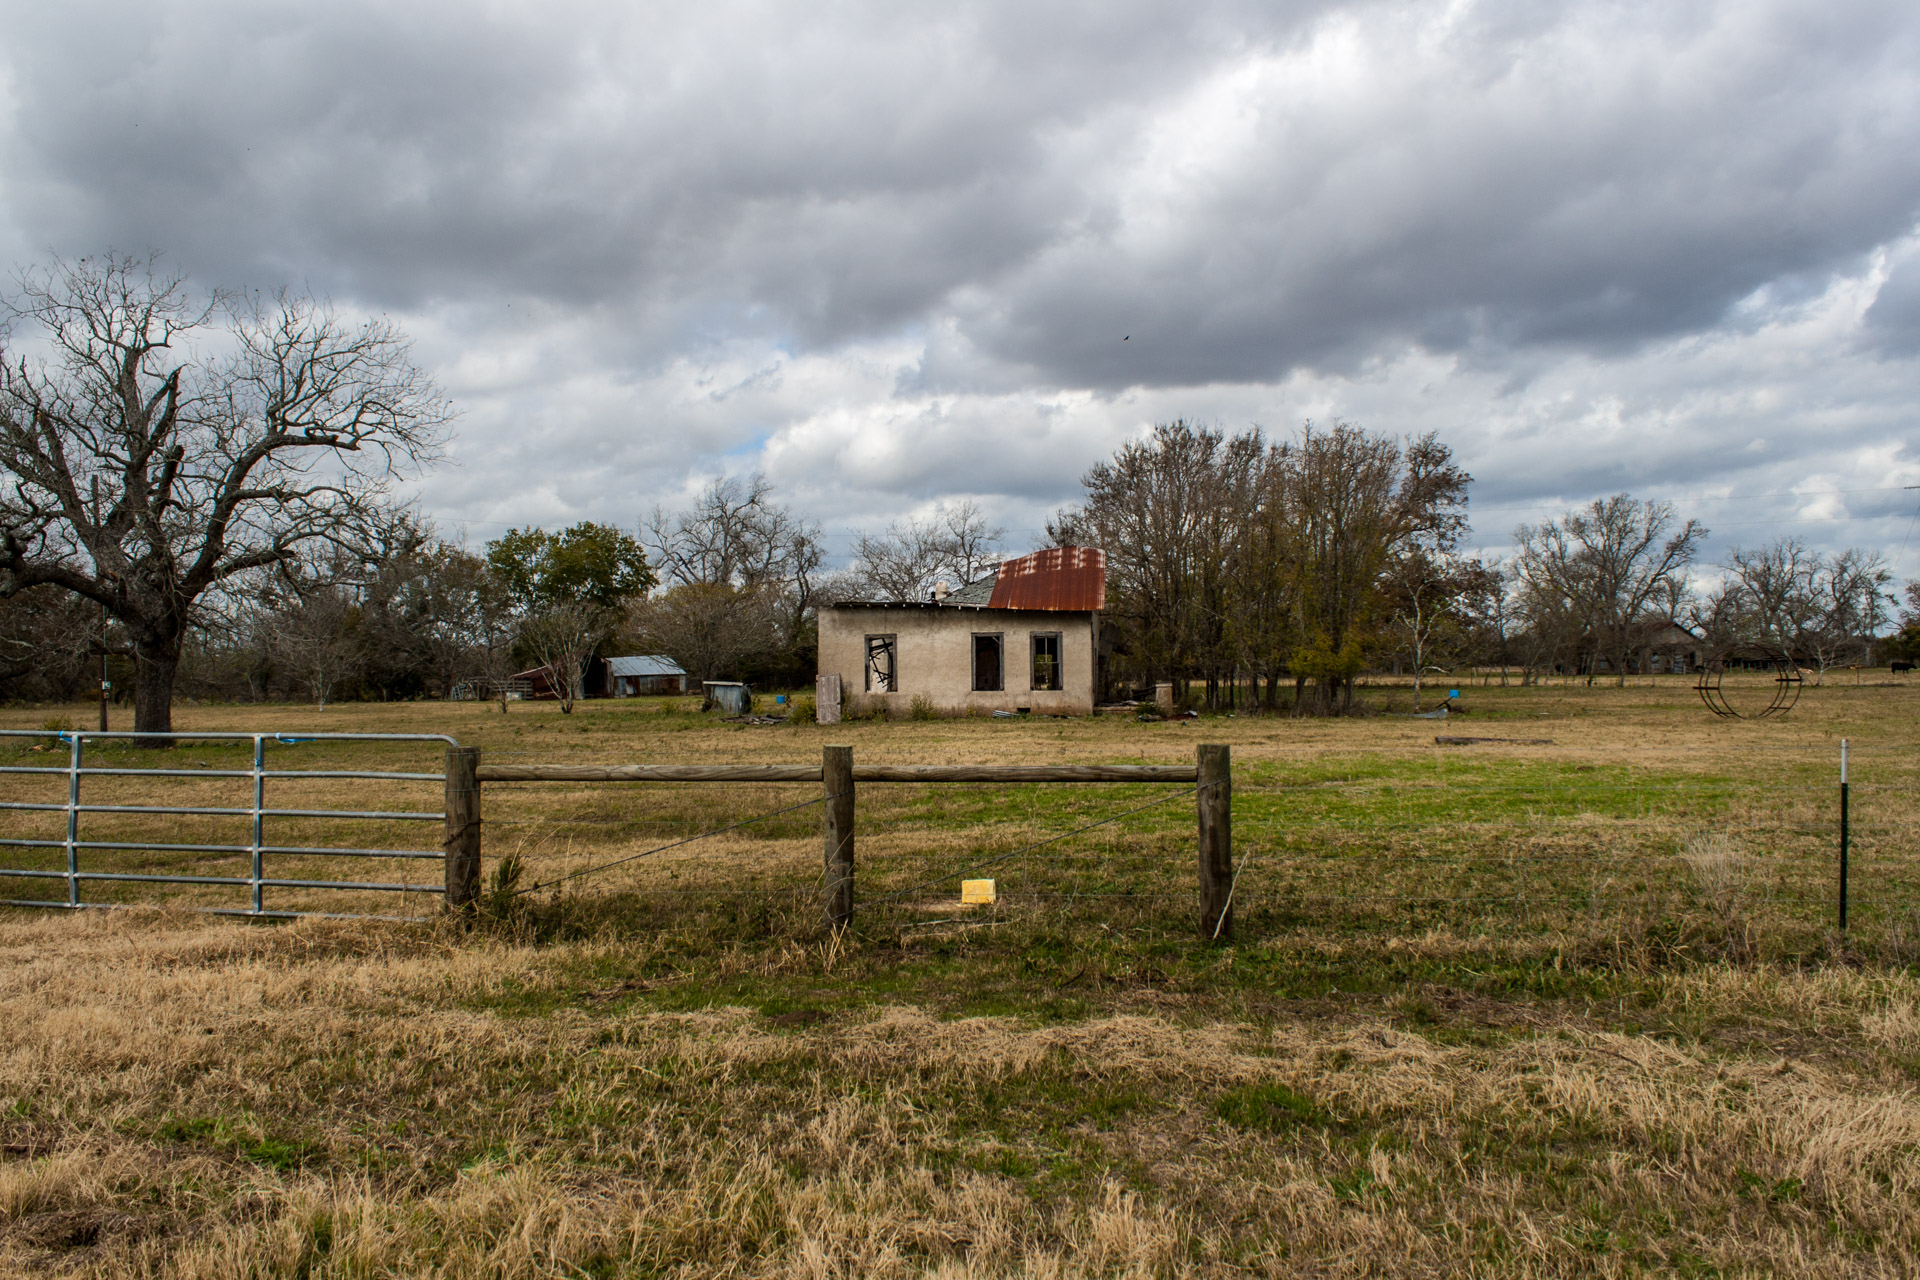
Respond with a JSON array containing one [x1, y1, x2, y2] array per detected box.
[[3, 0, 1918, 578]]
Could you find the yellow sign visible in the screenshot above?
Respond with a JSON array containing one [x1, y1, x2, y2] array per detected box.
[[960, 879, 997, 905]]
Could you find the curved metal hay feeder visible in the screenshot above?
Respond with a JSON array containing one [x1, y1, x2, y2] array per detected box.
[[1695, 643, 1802, 719]]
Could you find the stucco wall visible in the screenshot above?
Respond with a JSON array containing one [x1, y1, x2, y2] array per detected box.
[[818, 606, 1097, 715]]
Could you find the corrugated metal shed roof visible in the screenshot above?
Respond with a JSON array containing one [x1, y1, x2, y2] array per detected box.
[[987, 547, 1105, 612], [607, 654, 687, 678]]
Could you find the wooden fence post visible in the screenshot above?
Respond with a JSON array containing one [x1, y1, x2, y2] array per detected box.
[[823, 745, 855, 928], [1197, 743, 1232, 940], [445, 746, 482, 911]]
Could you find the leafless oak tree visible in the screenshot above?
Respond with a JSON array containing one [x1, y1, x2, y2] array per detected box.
[[0, 254, 449, 736], [640, 473, 830, 681], [1512, 495, 1705, 687], [627, 582, 782, 684], [518, 599, 610, 714], [644, 474, 817, 591], [270, 581, 360, 710], [1714, 539, 1894, 679], [850, 499, 1005, 600]]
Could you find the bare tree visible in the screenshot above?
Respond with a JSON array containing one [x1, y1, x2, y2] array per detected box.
[[1809, 548, 1894, 678], [1509, 568, 1581, 685], [628, 583, 782, 685], [1055, 421, 1241, 696], [1385, 550, 1497, 709], [848, 500, 1006, 600], [1512, 495, 1706, 687], [0, 254, 449, 737], [644, 474, 816, 590], [270, 581, 360, 709], [0, 584, 99, 700], [517, 599, 609, 714], [1720, 539, 1822, 650], [851, 518, 946, 600], [1715, 540, 1894, 679], [935, 500, 1005, 585], [644, 475, 827, 682]]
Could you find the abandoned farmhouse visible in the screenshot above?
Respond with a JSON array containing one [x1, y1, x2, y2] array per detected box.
[[816, 547, 1108, 717]]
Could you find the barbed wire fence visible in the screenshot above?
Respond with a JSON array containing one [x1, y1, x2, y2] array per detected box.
[[0, 732, 1912, 954]]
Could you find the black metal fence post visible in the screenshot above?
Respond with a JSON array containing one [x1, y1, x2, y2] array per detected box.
[[1839, 738, 1849, 931]]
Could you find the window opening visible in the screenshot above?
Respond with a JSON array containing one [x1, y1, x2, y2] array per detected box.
[[864, 635, 897, 692], [972, 634, 1003, 692], [1031, 633, 1062, 691]]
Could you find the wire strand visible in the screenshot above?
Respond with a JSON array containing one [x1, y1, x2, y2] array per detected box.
[[513, 791, 842, 896], [873, 784, 1204, 903]]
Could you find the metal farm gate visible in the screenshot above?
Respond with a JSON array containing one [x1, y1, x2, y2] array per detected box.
[[0, 731, 457, 919]]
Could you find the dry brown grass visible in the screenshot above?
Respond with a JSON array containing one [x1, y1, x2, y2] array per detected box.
[[0, 682, 1916, 1274], [0, 910, 1914, 1275]]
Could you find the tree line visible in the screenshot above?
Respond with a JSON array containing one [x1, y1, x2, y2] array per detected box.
[[1060, 420, 1915, 711], [5, 257, 1916, 726]]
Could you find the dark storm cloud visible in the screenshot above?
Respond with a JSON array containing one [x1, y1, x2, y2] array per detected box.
[[3, 0, 1918, 563], [0, 2, 1329, 343], [969, 1, 1920, 387], [14, 0, 1912, 386]]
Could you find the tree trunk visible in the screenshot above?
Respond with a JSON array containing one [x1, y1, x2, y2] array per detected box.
[[132, 638, 180, 742]]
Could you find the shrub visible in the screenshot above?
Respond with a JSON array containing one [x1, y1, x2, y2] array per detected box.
[[908, 694, 938, 721], [787, 693, 816, 723]]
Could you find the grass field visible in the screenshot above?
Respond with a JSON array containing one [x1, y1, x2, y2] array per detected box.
[[1, 676, 1917, 1276]]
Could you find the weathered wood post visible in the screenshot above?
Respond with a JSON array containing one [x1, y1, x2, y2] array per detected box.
[[445, 746, 482, 911], [1197, 743, 1232, 940], [823, 744, 855, 928]]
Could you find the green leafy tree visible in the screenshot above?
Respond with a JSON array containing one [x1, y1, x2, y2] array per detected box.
[[485, 523, 654, 712], [486, 523, 654, 612]]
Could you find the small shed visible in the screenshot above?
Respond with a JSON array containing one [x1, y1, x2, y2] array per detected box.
[[703, 681, 752, 715], [606, 655, 690, 696]]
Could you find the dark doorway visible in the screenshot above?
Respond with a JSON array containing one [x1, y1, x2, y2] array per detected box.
[[972, 634, 1003, 692]]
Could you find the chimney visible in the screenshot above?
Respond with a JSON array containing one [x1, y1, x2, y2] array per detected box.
[[933, 581, 950, 601]]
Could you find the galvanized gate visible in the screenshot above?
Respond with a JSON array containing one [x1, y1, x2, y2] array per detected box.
[[0, 731, 456, 919]]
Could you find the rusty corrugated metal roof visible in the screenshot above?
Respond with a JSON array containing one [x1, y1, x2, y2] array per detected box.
[[986, 547, 1105, 612]]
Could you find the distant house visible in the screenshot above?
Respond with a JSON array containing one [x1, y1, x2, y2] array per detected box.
[[1635, 619, 1704, 674], [817, 547, 1106, 716], [606, 655, 690, 696], [1562, 618, 1704, 676]]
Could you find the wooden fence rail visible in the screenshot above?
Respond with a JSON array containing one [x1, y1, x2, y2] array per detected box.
[[474, 763, 1199, 784], [448, 744, 1231, 938]]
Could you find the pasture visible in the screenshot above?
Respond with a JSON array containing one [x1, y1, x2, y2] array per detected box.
[[0, 676, 1916, 1276]]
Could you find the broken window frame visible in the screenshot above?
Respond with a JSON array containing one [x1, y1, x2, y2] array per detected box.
[[1030, 632, 1063, 691], [864, 634, 897, 693], [972, 632, 1004, 692]]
